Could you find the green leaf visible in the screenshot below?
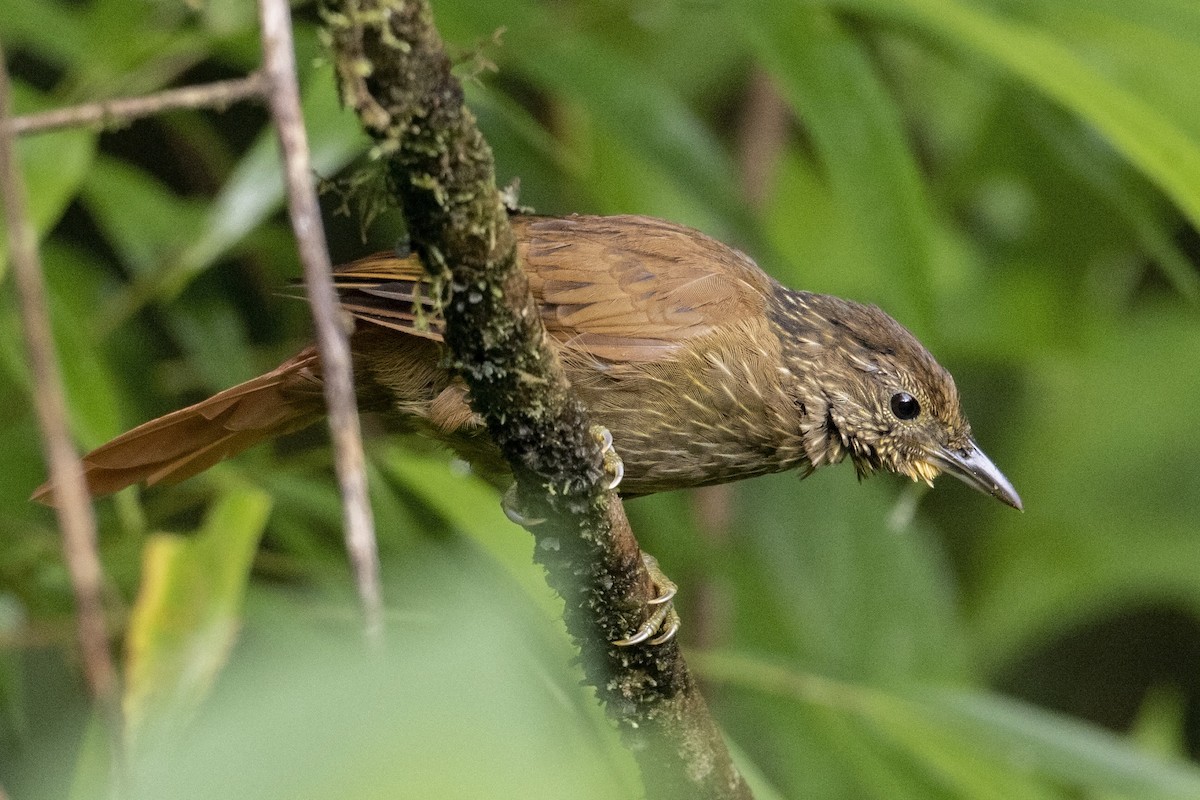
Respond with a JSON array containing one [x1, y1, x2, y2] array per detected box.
[[122, 486, 271, 755], [699, 653, 1200, 799], [725, 737, 791, 800], [437, 0, 767, 247], [968, 310, 1200, 668], [0, 243, 127, 449], [0, 84, 96, 281], [1023, 105, 1198, 302], [733, 469, 966, 685], [148, 67, 365, 305], [467, 83, 591, 212], [743, 7, 937, 325], [374, 447, 561, 619], [930, 690, 1200, 800], [44, 245, 127, 446], [0, 0, 90, 71], [804, 0, 1200, 234], [81, 156, 207, 279], [520, 37, 757, 238], [127, 575, 637, 800], [71, 0, 207, 96]]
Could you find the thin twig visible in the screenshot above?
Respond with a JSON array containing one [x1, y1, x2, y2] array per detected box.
[[0, 42, 122, 740], [325, 3, 750, 797], [256, 0, 383, 642], [1, 74, 267, 137]]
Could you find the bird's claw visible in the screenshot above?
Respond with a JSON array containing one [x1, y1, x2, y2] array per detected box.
[[501, 484, 546, 527], [591, 425, 624, 491], [502, 426, 623, 525], [613, 553, 681, 647]]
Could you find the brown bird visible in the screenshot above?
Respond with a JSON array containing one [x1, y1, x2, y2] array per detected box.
[[32, 214, 1020, 512]]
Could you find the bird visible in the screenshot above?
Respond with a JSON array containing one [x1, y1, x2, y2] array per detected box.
[[32, 213, 1020, 512]]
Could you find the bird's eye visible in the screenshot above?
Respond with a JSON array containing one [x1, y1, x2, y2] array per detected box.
[[890, 392, 920, 420]]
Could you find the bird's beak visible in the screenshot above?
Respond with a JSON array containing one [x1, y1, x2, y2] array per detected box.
[[929, 440, 1023, 511]]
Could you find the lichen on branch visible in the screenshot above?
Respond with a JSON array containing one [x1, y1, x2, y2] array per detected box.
[[322, 2, 751, 797]]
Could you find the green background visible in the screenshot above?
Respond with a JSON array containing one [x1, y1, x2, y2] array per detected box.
[[2, 1, 1200, 797]]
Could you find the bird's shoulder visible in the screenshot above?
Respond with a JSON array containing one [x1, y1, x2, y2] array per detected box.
[[516, 214, 773, 362], [327, 214, 774, 363]]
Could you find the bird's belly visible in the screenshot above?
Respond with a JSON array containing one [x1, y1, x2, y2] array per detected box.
[[598, 417, 808, 495], [573, 365, 810, 495], [386, 332, 812, 496]]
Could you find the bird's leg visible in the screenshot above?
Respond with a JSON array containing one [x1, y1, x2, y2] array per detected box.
[[591, 425, 624, 490], [592, 426, 680, 645], [591, 426, 679, 645], [501, 425, 623, 526], [508, 425, 676, 644], [613, 553, 681, 647]]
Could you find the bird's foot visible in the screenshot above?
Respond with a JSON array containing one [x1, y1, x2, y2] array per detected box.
[[502, 427, 622, 527], [591, 425, 624, 490], [613, 553, 681, 647], [501, 484, 546, 527]]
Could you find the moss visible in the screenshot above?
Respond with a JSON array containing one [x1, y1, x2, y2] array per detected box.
[[324, 1, 749, 796]]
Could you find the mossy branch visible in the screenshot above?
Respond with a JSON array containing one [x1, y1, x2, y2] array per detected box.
[[322, 1, 750, 797]]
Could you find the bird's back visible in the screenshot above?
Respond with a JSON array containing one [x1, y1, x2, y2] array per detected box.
[[341, 215, 812, 493]]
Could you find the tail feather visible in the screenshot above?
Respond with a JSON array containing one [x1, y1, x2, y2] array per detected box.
[[32, 349, 324, 505]]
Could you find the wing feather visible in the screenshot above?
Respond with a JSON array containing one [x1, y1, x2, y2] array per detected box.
[[327, 215, 772, 363]]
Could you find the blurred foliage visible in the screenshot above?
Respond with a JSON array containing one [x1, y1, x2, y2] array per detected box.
[[2, 0, 1200, 798]]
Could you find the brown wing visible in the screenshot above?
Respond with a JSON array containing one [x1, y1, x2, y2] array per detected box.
[[518, 215, 771, 361], [330, 252, 445, 340], [331, 214, 773, 363]]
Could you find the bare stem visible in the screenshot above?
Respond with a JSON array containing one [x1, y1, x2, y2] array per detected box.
[[324, 3, 750, 797], [256, 0, 383, 642], [1, 74, 267, 137], [0, 42, 122, 747]]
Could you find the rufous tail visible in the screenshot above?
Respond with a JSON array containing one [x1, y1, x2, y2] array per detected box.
[[32, 349, 325, 505]]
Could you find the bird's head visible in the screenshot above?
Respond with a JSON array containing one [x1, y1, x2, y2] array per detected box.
[[778, 291, 1021, 510]]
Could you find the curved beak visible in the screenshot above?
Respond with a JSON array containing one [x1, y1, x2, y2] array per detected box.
[[930, 440, 1022, 511]]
